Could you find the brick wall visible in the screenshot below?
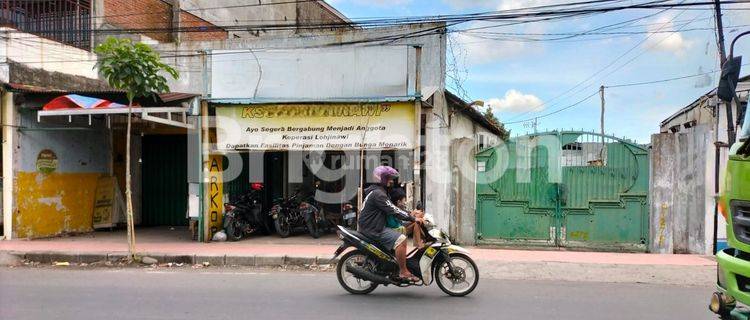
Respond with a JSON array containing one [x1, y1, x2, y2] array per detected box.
[[179, 11, 228, 41], [104, 0, 174, 43]]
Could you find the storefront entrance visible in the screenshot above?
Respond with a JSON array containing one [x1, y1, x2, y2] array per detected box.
[[203, 101, 421, 241], [142, 135, 189, 226]]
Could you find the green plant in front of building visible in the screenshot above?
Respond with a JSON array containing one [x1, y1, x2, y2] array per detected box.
[[481, 105, 510, 141], [94, 37, 179, 261]]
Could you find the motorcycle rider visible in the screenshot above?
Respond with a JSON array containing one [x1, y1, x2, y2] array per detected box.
[[358, 165, 423, 282]]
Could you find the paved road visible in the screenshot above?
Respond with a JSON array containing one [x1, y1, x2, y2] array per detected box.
[[0, 267, 716, 320]]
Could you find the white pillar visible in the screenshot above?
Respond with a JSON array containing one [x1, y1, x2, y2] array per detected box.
[[2, 91, 14, 239]]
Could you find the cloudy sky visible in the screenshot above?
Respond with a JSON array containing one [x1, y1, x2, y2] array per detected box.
[[327, 0, 750, 143]]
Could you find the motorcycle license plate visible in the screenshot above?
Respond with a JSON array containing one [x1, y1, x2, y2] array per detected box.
[[343, 212, 356, 220]]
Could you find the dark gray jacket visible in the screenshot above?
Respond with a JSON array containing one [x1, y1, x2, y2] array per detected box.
[[358, 185, 414, 237]]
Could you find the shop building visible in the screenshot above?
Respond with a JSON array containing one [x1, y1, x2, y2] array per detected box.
[[196, 26, 503, 243]]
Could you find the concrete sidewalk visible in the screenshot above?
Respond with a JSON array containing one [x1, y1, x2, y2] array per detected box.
[[0, 227, 717, 285]]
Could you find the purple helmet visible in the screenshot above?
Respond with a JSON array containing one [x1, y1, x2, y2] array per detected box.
[[373, 165, 399, 185]]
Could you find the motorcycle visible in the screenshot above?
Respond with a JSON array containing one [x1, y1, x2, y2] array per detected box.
[[332, 213, 479, 296], [223, 183, 272, 241], [270, 189, 324, 238], [340, 202, 357, 230]]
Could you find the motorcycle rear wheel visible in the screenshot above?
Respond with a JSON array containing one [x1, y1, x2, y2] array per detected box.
[[305, 211, 321, 239], [336, 250, 378, 295], [435, 253, 479, 297]]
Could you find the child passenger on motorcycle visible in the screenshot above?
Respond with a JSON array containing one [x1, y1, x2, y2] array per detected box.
[[358, 166, 424, 283], [387, 188, 424, 248]]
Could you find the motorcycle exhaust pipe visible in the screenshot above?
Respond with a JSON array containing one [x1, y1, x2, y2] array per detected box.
[[345, 264, 396, 286]]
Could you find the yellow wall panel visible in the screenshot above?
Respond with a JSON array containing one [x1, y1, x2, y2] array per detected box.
[[14, 172, 101, 238]]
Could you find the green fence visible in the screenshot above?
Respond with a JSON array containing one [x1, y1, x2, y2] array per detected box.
[[476, 131, 650, 251]]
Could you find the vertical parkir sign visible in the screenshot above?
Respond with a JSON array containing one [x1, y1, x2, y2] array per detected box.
[[214, 103, 416, 151]]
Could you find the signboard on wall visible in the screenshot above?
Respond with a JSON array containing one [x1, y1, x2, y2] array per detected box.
[[214, 102, 416, 151], [92, 176, 124, 229], [36, 149, 58, 174], [210, 47, 410, 99]]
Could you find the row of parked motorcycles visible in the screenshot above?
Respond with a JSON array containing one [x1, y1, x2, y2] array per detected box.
[[222, 183, 357, 241]]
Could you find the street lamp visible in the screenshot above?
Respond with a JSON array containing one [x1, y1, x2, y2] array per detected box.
[[469, 100, 485, 108]]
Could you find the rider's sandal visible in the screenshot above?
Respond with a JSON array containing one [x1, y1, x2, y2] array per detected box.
[[398, 275, 420, 283]]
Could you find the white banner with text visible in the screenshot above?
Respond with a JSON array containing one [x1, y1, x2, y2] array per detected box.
[[214, 103, 415, 151]]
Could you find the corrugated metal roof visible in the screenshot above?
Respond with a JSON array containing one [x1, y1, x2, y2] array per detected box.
[[4, 83, 199, 105], [158, 92, 201, 103]]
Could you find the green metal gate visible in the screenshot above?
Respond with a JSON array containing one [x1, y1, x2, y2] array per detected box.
[[142, 135, 188, 226], [475, 131, 650, 251]]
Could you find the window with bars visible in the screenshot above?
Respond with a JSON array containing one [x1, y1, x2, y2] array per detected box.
[[0, 0, 91, 50]]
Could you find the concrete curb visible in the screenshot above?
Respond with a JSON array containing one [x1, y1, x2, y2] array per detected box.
[[2, 250, 716, 285], [4, 250, 338, 267]]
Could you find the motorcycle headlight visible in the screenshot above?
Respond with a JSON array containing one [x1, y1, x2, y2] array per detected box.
[[428, 229, 444, 240], [428, 229, 451, 244]]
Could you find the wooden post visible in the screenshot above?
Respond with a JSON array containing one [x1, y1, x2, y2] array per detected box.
[[413, 45, 422, 207], [200, 100, 210, 242]]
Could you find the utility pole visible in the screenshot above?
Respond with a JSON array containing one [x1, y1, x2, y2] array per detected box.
[[599, 85, 606, 158], [714, 0, 735, 144], [712, 0, 727, 254], [714, 0, 727, 65], [714, 0, 736, 146], [523, 117, 538, 133]]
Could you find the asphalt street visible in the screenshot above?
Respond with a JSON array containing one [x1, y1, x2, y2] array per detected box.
[[0, 267, 715, 320]]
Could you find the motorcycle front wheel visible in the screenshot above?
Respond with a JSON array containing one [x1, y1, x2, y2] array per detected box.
[[274, 213, 292, 238], [435, 253, 479, 297], [225, 216, 244, 241], [336, 250, 378, 295]]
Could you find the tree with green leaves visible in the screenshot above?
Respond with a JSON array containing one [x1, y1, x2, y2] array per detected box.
[[94, 37, 179, 260], [483, 106, 510, 141]]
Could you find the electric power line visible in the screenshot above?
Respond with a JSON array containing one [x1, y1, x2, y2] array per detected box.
[[504, 91, 601, 125], [3, 0, 748, 37]]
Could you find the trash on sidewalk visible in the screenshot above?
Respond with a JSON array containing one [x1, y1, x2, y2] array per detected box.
[[53, 261, 70, 266], [141, 256, 158, 265], [212, 230, 227, 242]]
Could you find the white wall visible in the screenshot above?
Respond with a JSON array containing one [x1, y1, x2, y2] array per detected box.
[[0, 28, 99, 82], [210, 46, 410, 99], [446, 111, 500, 244], [652, 89, 749, 254]]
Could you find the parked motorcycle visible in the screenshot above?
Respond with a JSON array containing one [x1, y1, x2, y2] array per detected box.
[[270, 189, 324, 238], [332, 213, 479, 296], [222, 183, 271, 241], [340, 202, 357, 230]]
